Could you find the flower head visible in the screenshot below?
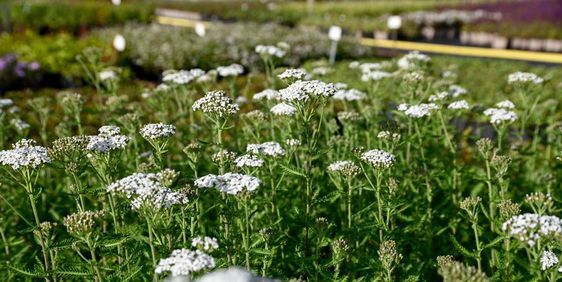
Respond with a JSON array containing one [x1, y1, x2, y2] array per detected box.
[[194, 173, 261, 195], [192, 236, 219, 252], [0, 139, 51, 170], [278, 68, 308, 81], [279, 80, 337, 102], [328, 160, 360, 176], [155, 249, 215, 277], [483, 108, 517, 124], [508, 72, 543, 85], [216, 64, 244, 77], [192, 90, 239, 118], [447, 100, 470, 110], [501, 213, 562, 247], [270, 103, 296, 116], [246, 142, 285, 157], [361, 149, 395, 169], [140, 123, 176, 140]]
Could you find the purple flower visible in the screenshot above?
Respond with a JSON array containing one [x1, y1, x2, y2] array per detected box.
[[14, 63, 26, 78], [28, 62, 40, 71]]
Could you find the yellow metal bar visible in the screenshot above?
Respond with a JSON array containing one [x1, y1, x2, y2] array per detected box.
[[360, 38, 562, 64], [156, 16, 210, 28]]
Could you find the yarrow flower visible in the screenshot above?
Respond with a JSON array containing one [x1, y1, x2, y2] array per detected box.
[[155, 249, 215, 277], [87, 126, 129, 153], [447, 100, 470, 110], [63, 210, 104, 235], [332, 89, 366, 101], [234, 154, 264, 168], [483, 108, 517, 124], [328, 160, 360, 176], [398, 103, 440, 118], [98, 69, 117, 81], [279, 80, 337, 102], [285, 138, 301, 147], [216, 64, 244, 77], [162, 69, 205, 85], [540, 250, 561, 271], [501, 213, 562, 247], [191, 236, 219, 252], [448, 85, 467, 97], [495, 100, 515, 109], [253, 89, 280, 101], [429, 91, 449, 102], [140, 123, 176, 140], [397, 51, 431, 69], [246, 141, 285, 157], [192, 90, 239, 118], [270, 103, 296, 116], [508, 72, 543, 85], [361, 70, 392, 82], [0, 139, 51, 170], [107, 171, 188, 210], [255, 45, 286, 58], [361, 149, 396, 169], [194, 173, 261, 195], [278, 68, 308, 81]]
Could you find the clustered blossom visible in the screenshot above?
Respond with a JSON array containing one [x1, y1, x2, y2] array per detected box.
[[377, 131, 401, 141], [87, 126, 129, 153], [63, 210, 104, 235], [279, 80, 337, 102], [192, 90, 239, 118], [361, 70, 392, 82], [285, 138, 301, 147], [0, 139, 51, 170], [140, 123, 176, 140], [107, 171, 188, 210], [359, 62, 383, 72], [155, 249, 215, 277], [448, 85, 467, 97], [234, 154, 264, 168], [253, 89, 280, 101], [246, 141, 285, 157], [398, 103, 440, 118], [332, 89, 366, 101], [541, 250, 561, 271], [508, 72, 544, 85], [0, 98, 14, 108], [496, 100, 515, 109], [361, 149, 396, 169], [278, 68, 308, 80], [311, 66, 332, 76], [216, 64, 244, 77], [270, 103, 296, 116], [483, 108, 518, 124], [328, 160, 361, 176], [448, 100, 470, 110], [162, 69, 205, 85], [397, 51, 431, 69], [429, 91, 449, 102], [255, 45, 286, 58], [191, 236, 219, 252], [501, 213, 562, 247], [98, 69, 117, 81], [194, 173, 261, 195]]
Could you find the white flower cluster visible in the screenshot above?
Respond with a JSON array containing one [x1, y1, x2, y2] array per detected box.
[[11, 119, 30, 131], [332, 89, 366, 101], [448, 100, 470, 110], [270, 103, 296, 116], [501, 213, 562, 247], [163, 69, 205, 85], [496, 100, 515, 109], [397, 51, 431, 69], [285, 138, 301, 147], [279, 80, 337, 102], [361, 149, 396, 169], [140, 123, 176, 140], [541, 250, 562, 272], [98, 69, 117, 81], [255, 45, 286, 58], [483, 108, 517, 124], [87, 126, 129, 153], [191, 236, 219, 252], [155, 249, 215, 277], [234, 154, 264, 168], [311, 66, 333, 76], [361, 70, 392, 82], [428, 91, 449, 102], [194, 173, 261, 195], [328, 160, 360, 176], [278, 68, 308, 80], [192, 90, 239, 118], [216, 64, 244, 77], [398, 103, 440, 118], [246, 142, 285, 157], [508, 72, 544, 85], [0, 98, 14, 108], [253, 89, 280, 101], [0, 139, 51, 170], [377, 131, 401, 141], [448, 85, 467, 97], [107, 171, 188, 210]]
